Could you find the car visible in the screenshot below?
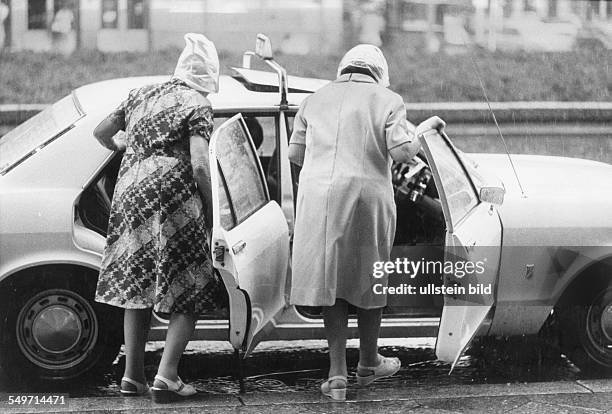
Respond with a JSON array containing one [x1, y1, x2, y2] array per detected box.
[[1, 34, 611, 382]]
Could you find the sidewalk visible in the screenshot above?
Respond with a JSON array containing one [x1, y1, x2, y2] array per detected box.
[[2, 379, 612, 414]]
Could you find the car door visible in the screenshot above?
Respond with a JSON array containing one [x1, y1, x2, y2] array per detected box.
[[417, 118, 502, 370], [209, 114, 290, 355]]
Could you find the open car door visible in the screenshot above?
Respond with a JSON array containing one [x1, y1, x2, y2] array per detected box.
[[417, 117, 502, 370], [209, 114, 290, 356]]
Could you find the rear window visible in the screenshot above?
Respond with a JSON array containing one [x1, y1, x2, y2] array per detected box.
[[0, 93, 84, 175]]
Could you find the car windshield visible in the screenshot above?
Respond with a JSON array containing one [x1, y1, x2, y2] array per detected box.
[[0, 94, 84, 175], [426, 133, 478, 224]]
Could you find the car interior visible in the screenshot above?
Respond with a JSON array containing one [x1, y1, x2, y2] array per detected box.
[[77, 113, 447, 320]]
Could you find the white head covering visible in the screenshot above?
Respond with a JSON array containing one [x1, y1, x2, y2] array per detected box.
[[336, 44, 390, 88], [173, 33, 220, 94]]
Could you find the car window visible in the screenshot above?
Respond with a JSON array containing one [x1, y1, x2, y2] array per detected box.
[[426, 133, 478, 224], [214, 115, 276, 157], [215, 118, 269, 231], [0, 94, 84, 174]]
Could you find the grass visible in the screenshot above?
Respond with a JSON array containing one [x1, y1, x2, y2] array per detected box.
[[0, 46, 611, 104]]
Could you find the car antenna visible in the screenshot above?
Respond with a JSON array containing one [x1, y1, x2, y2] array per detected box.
[[462, 35, 527, 198]]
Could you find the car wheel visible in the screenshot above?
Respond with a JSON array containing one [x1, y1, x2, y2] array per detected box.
[[0, 268, 123, 381], [557, 286, 612, 374]]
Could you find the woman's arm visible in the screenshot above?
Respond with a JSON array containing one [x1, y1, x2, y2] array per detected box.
[[386, 96, 421, 163], [288, 143, 306, 167], [93, 115, 127, 152], [190, 134, 213, 225], [288, 97, 308, 167]]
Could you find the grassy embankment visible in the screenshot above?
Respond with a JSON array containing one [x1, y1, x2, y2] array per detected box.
[[0, 47, 610, 104]]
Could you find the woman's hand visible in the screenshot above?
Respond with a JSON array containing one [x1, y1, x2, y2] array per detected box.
[[93, 115, 126, 152]]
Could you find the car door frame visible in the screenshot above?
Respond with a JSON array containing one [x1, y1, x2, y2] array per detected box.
[[208, 113, 290, 355], [417, 118, 503, 369]]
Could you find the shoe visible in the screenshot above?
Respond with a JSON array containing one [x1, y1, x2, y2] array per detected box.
[[320, 375, 347, 401], [356, 355, 401, 386], [151, 374, 197, 403], [120, 377, 149, 396]]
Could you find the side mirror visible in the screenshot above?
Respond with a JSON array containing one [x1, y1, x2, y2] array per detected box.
[[255, 33, 273, 60], [479, 186, 505, 205]]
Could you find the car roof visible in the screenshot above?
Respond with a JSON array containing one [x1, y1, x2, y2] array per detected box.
[[74, 71, 325, 115]]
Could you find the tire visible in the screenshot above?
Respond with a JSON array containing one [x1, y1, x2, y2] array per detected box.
[[0, 267, 123, 381], [557, 285, 612, 374]]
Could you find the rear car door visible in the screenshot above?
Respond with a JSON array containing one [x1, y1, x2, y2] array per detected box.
[[209, 114, 290, 355], [417, 119, 502, 369]]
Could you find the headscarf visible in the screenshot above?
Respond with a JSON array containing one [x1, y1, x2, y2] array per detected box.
[[173, 33, 220, 94], [336, 44, 390, 88]]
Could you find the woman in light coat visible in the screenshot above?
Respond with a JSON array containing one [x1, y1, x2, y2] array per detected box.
[[288, 45, 420, 400]]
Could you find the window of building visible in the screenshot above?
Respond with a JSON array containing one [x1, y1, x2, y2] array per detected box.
[[127, 0, 145, 29], [435, 5, 446, 26], [101, 0, 118, 29], [28, 0, 47, 29], [502, 0, 513, 18], [547, 0, 557, 18]]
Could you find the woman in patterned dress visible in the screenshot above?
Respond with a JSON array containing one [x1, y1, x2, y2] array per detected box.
[[94, 33, 224, 402]]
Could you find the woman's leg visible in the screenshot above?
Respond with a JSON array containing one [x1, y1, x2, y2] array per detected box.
[[356, 307, 383, 370], [123, 308, 152, 383], [155, 312, 197, 381], [322, 299, 349, 384]]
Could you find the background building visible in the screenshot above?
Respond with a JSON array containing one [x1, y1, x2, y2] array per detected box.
[[2, 0, 611, 55], [6, 0, 343, 54]]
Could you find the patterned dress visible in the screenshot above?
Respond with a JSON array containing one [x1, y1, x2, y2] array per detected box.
[[95, 79, 226, 315]]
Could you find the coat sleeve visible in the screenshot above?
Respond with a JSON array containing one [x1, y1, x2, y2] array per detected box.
[[289, 97, 308, 166], [385, 94, 420, 163]]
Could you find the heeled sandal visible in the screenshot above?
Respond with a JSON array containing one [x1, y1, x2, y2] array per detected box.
[[151, 374, 197, 403], [120, 377, 149, 396], [320, 375, 347, 401], [356, 355, 401, 386]]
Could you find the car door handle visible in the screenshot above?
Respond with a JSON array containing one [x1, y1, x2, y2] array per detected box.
[[232, 240, 247, 254]]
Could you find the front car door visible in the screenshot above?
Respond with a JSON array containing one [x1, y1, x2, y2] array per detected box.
[[209, 114, 290, 355], [417, 118, 503, 370]]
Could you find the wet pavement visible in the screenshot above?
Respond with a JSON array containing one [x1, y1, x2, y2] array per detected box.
[[1, 338, 611, 412]]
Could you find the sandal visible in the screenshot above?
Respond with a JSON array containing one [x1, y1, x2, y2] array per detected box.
[[320, 375, 347, 401], [120, 377, 149, 396], [356, 355, 401, 386], [151, 374, 197, 403]]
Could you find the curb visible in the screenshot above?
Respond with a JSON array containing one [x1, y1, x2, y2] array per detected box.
[[2, 379, 611, 413]]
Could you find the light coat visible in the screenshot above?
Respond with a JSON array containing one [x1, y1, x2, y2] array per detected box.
[[289, 73, 417, 308]]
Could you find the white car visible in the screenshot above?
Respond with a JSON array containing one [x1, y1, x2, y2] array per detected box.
[[1, 36, 611, 381]]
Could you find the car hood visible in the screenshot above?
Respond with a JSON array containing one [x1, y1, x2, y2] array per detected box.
[[469, 153, 612, 197], [467, 153, 612, 246]]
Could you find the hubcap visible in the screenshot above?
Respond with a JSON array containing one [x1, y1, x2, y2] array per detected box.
[[600, 303, 612, 343], [583, 287, 612, 367], [16, 289, 98, 370], [32, 305, 82, 353]]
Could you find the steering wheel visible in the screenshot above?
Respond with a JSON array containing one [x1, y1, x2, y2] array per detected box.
[[392, 158, 431, 202]]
